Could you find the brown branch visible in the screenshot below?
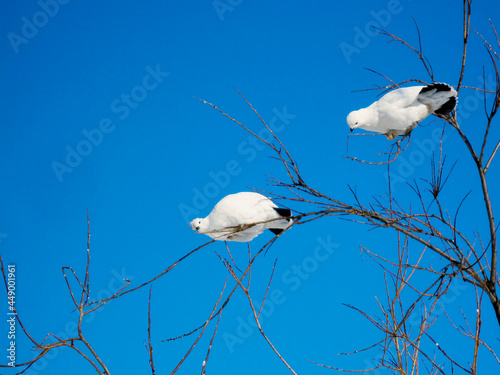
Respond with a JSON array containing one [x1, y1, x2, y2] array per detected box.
[[76, 219, 110, 375], [225, 258, 298, 375], [484, 139, 500, 173], [345, 132, 412, 165], [375, 20, 434, 81], [82, 209, 91, 306], [472, 289, 483, 373], [457, 0, 472, 92], [258, 258, 277, 318], [87, 239, 215, 308], [201, 287, 225, 375], [164, 236, 280, 342], [145, 286, 155, 375], [479, 48, 500, 167], [168, 278, 227, 374]]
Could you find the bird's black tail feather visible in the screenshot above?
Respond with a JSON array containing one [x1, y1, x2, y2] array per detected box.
[[273, 207, 291, 218], [434, 96, 457, 115], [269, 228, 284, 235], [268, 207, 292, 235], [420, 83, 457, 116], [420, 83, 453, 94]]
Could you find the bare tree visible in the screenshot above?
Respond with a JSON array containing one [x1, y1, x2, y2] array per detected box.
[[2, 1, 499, 373], [194, 1, 500, 371]]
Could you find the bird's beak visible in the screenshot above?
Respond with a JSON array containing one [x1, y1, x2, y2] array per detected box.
[[350, 128, 353, 132]]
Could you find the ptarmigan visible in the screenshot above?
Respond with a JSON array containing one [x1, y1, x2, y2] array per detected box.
[[189, 192, 292, 242], [347, 83, 457, 140]]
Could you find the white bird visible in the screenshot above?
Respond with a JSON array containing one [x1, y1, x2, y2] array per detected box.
[[189, 192, 292, 242], [347, 83, 457, 140]]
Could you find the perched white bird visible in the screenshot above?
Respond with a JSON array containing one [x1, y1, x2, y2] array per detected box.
[[347, 83, 457, 140], [189, 192, 292, 242]]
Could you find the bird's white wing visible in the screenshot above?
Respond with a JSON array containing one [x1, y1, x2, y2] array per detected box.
[[377, 86, 424, 109], [208, 193, 265, 229]]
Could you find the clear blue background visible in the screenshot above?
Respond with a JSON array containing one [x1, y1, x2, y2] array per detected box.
[[1, 0, 500, 374]]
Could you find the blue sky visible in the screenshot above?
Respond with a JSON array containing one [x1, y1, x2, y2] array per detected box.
[[1, 0, 500, 374]]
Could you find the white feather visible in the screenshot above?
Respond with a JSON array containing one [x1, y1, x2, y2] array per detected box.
[[347, 84, 457, 140], [189, 192, 292, 242]]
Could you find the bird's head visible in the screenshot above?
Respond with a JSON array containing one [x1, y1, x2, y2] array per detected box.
[[189, 218, 203, 232], [346, 110, 362, 131]]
